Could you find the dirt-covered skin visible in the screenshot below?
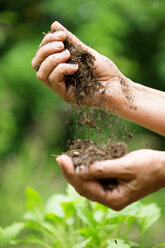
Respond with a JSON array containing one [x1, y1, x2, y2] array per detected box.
[[64, 39, 102, 104], [66, 139, 127, 190]]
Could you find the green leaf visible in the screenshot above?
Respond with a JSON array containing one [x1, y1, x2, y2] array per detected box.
[[45, 193, 76, 219], [25, 187, 44, 222], [79, 224, 117, 240], [107, 239, 131, 248], [26, 187, 44, 211], [79, 226, 99, 238], [107, 202, 141, 219], [61, 201, 75, 219], [137, 203, 160, 232], [76, 206, 96, 226], [152, 243, 165, 248], [22, 234, 52, 248], [25, 220, 47, 232], [73, 238, 91, 248], [66, 185, 88, 207], [45, 213, 62, 223], [0, 223, 24, 246]]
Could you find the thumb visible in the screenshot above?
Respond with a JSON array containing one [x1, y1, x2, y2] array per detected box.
[[77, 157, 129, 179]]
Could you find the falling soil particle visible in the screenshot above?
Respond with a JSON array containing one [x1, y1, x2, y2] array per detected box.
[[66, 139, 127, 190]]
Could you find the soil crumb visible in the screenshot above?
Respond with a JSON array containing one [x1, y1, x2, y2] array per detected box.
[[64, 38, 101, 104], [66, 139, 127, 190]]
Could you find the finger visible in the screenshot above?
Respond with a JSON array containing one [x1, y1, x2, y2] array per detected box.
[[75, 181, 127, 210], [56, 155, 106, 202], [48, 63, 78, 99], [51, 21, 87, 50], [36, 49, 71, 86], [40, 30, 67, 47], [77, 156, 131, 179], [32, 41, 64, 70], [56, 154, 75, 178], [75, 180, 107, 203], [102, 186, 128, 210], [57, 155, 128, 210]]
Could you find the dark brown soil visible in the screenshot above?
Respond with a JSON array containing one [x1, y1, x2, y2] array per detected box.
[[47, 32, 133, 190], [66, 139, 127, 190], [64, 38, 101, 104]]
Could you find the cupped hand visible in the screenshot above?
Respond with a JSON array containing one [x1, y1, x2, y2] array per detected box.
[[32, 21, 123, 109], [56, 150, 165, 211]]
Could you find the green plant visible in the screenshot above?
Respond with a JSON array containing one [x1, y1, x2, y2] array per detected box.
[[0, 185, 163, 248]]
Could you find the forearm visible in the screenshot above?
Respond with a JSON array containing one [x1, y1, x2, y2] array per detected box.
[[104, 78, 165, 136]]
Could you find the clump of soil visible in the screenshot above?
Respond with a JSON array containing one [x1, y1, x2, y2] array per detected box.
[[63, 38, 101, 104], [66, 139, 127, 190]]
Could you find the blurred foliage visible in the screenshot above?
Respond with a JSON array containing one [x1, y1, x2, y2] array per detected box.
[[0, 0, 165, 245], [0, 185, 162, 247]]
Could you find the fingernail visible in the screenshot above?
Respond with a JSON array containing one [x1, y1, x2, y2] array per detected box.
[[71, 64, 78, 68], [62, 49, 69, 54]]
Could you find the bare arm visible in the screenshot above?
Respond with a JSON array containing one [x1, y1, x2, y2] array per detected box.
[[103, 78, 165, 136]]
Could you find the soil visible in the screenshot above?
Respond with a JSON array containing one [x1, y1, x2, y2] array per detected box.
[[66, 139, 127, 190], [63, 38, 101, 104], [48, 32, 133, 190]]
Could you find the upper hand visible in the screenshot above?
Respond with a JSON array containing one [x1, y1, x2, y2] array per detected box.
[[31, 21, 123, 109], [56, 150, 165, 211]]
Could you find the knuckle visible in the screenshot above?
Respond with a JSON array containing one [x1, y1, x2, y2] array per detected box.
[[58, 41, 64, 48], [52, 50, 70, 62], [48, 73, 54, 83], [38, 45, 47, 58], [62, 49, 70, 57], [46, 54, 57, 67], [95, 166, 104, 176], [36, 71, 43, 81], [57, 63, 65, 71], [42, 33, 52, 45], [58, 31, 67, 39]]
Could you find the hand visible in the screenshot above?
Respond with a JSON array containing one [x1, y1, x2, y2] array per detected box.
[[31, 21, 124, 110], [56, 150, 165, 211]]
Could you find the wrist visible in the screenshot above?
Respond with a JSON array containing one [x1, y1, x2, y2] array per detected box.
[[95, 75, 135, 115], [99, 76, 165, 135]]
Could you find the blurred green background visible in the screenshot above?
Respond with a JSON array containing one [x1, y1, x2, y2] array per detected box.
[[0, 0, 165, 244]]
